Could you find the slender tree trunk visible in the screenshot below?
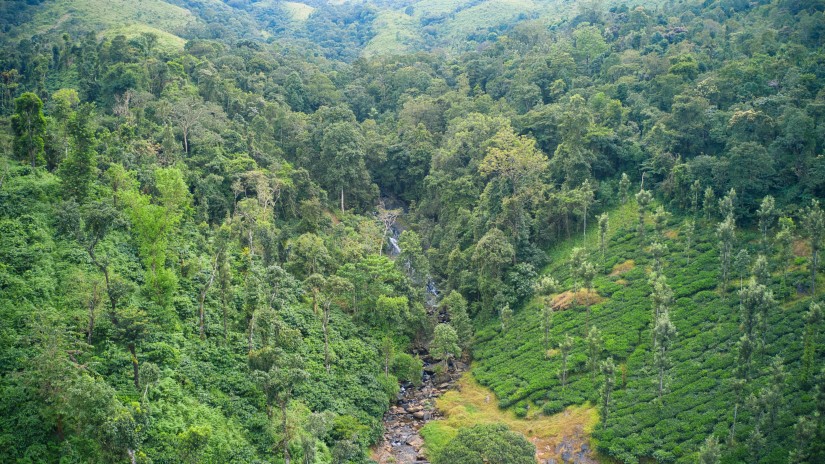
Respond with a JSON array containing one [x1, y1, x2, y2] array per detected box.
[[281, 399, 290, 464], [340, 188, 344, 213], [729, 402, 738, 444], [222, 296, 228, 341], [247, 314, 255, 354], [56, 415, 65, 440], [812, 248, 818, 296], [323, 306, 330, 373], [198, 257, 218, 340], [128, 343, 140, 389]]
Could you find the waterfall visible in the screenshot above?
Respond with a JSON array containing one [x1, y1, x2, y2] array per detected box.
[[389, 236, 401, 255]]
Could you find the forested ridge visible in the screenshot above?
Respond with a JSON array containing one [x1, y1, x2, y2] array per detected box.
[[1, 0, 824, 463]]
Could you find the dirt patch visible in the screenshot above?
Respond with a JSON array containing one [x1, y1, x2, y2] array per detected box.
[[551, 289, 604, 311], [610, 260, 635, 277], [431, 373, 599, 463], [793, 239, 811, 258]]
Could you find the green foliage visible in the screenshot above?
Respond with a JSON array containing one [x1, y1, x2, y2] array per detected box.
[[3, 0, 825, 462], [432, 423, 535, 464], [11, 92, 46, 167]]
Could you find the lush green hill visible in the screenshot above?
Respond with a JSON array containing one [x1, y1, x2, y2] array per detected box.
[[468, 200, 821, 463]]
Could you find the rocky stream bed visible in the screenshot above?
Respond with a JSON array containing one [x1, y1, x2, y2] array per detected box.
[[372, 360, 468, 464]]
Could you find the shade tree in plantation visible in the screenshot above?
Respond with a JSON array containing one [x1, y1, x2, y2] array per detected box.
[[690, 180, 702, 218], [619, 173, 630, 204], [802, 199, 824, 296], [733, 249, 751, 291], [533, 275, 559, 356], [697, 435, 721, 464], [598, 213, 608, 264], [648, 241, 668, 274], [653, 309, 676, 401], [801, 302, 822, 384], [586, 326, 603, 381], [752, 255, 770, 288], [635, 189, 652, 240], [558, 334, 574, 391], [775, 217, 795, 288], [757, 195, 776, 254], [718, 188, 736, 223], [683, 219, 695, 265], [716, 215, 736, 291], [499, 303, 513, 332], [652, 206, 670, 239], [702, 187, 716, 222], [600, 357, 615, 428]]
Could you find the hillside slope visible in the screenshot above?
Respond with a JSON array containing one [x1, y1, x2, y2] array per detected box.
[[470, 201, 821, 463]]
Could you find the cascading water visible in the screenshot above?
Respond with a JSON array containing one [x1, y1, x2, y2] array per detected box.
[[389, 236, 401, 255]]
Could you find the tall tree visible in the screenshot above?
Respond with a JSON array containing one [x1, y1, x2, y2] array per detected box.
[[801, 302, 822, 383], [702, 187, 715, 222], [757, 195, 776, 254], [653, 310, 676, 401], [635, 189, 652, 241], [431, 323, 461, 371], [717, 215, 736, 291], [441, 291, 472, 351], [598, 213, 609, 264], [11, 91, 46, 167], [698, 435, 721, 464], [775, 217, 795, 288], [559, 334, 574, 390], [586, 326, 603, 381], [600, 357, 615, 428], [618, 173, 630, 204], [683, 219, 695, 265], [802, 199, 824, 296]]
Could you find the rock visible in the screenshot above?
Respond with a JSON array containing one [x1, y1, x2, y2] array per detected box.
[[413, 411, 426, 420], [406, 405, 422, 413], [406, 436, 424, 448]]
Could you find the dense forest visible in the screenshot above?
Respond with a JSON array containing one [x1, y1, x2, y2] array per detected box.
[[1, 0, 824, 463]]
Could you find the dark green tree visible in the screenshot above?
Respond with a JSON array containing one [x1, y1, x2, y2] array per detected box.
[[11, 92, 46, 167], [433, 424, 535, 464]]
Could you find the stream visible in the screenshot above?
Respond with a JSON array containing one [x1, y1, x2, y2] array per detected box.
[[373, 360, 468, 464], [374, 203, 459, 463]]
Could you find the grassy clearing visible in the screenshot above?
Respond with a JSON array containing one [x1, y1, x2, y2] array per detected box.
[[29, 0, 194, 37], [282, 1, 316, 22], [421, 372, 598, 460], [103, 24, 186, 51], [363, 11, 422, 57]]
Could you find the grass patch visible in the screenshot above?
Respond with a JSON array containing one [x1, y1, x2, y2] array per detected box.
[[363, 11, 422, 57], [422, 372, 598, 461], [27, 0, 194, 38], [282, 1, 316, 22]]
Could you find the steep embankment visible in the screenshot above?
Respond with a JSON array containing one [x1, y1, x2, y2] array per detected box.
[[462, 201, 819, 463]]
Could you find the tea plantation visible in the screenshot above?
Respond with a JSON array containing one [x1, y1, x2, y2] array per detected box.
[[470, 201, 822, 463]]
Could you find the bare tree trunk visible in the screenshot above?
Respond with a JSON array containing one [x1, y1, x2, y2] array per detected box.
[[198, 256, 218, 340], [340, 188, 344, 213], [128, 343, 140, 389], [281, 400, 291, 464], [323, 304, 331, 373]]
